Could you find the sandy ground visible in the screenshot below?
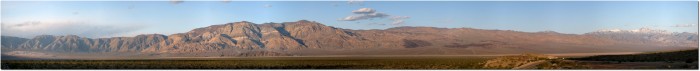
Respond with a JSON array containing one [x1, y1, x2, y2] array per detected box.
[[512, 60, 548, 69]]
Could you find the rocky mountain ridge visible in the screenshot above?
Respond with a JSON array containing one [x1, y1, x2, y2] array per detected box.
[[1, 20, 697, 57]]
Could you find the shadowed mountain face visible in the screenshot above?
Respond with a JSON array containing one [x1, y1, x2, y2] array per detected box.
[[1, 20, 697, 57]]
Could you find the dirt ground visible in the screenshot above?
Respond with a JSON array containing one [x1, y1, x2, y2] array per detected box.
[[576, 61, 698, 69]]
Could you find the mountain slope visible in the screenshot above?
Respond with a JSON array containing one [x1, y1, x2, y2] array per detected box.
[[1, 36, 28, 48], [1, 20, 696, 57]]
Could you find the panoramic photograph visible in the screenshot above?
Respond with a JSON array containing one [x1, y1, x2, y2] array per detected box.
[[0, 0, 698, 70]]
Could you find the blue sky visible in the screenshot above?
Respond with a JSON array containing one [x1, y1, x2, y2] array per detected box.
[[1, 1, 697, 38]]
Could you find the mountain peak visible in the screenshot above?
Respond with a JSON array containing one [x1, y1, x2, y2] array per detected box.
[[232, 21, 257, 27], [135, 34, 167, 38], [288, 20, 322, 25], [59, 35, 82, 39], [234, 21, 254, 24], [296, 20, 313, 23], [630, 27, 667, 33], [595, 27, 670, 34], [280, 20, 332, 29], [536, 30, 561, 34], [596, 29, 623, 32]]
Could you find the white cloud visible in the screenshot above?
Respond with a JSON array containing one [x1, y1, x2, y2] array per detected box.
[[1, 21, 144, 38], [340, 12, 389, 21], [672, 24, 696, 27], [391, 20, 405, 25], [340, 8, 410, 26], [389, 16, 410, 25], [352, 8, 375, 14]]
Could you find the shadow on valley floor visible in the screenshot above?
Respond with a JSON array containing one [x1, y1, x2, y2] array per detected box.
[[566, 49, 699, 69]]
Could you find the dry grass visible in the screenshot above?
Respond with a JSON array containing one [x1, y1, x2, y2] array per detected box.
[[1, 57, 490, 69]]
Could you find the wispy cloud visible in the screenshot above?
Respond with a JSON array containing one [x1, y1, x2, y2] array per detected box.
[[672, 24, 696, 27], [1, 21, 144, 38], [339, 13, 389, 21], [389, 16, 410, 25], [340, 8, 410, 25], [347, 0, 364, 5], [352, 8, 375, 14]]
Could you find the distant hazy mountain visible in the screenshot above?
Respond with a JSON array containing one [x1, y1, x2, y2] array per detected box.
[[585, 28, 698, 47], [1, 20, 697, 57]]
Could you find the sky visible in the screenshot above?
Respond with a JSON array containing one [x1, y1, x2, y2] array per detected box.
[[1, 1, 698, 38]]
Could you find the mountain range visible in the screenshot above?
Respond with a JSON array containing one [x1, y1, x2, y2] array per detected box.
[[1, 20, 697, 58]]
